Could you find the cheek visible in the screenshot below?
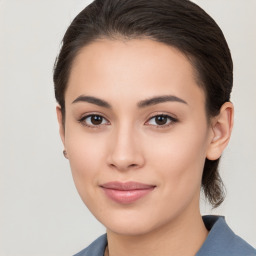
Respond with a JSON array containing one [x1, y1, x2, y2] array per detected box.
[[64, 127, 108, 200], [146, 124, 209, 194]]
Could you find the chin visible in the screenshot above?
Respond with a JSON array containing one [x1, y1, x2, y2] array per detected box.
[[94, 208, 170, 237], [106, 220, 156, 236]]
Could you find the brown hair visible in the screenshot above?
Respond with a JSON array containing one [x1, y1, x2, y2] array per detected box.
[[53, 0, 233, 208]]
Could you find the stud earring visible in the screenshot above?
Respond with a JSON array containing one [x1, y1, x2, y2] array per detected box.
[[63, 150, 68, 159]]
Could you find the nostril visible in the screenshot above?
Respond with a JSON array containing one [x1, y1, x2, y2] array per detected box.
[[129, 164, 138, 168], [108, 163, 139, 170]]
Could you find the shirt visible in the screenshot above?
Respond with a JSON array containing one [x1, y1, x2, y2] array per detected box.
[[74, 215, 256, 256]]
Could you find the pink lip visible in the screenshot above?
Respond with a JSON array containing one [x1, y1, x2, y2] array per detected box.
[[100, 181, 156, 204]]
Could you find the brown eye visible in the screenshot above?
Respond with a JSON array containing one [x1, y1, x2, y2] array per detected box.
[[80, 114, 109, 127], [155, 116, 168, 125], [90, 115, 103, 125], [146, 114, 177, 127]]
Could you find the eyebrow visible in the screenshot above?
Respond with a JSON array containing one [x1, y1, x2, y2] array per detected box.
[[137, 95, 187, 108], [72, 94, 187, 108], [72, 95, 111, 108]]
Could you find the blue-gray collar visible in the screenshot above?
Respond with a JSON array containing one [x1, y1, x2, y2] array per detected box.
[[74, 215, 256, 256]]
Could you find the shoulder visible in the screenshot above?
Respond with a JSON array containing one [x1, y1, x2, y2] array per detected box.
[[73, 234, 107, 256], [197, 215, 256, 256]]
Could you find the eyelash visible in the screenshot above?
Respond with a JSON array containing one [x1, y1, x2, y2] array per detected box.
[[78, 113, 110, 129], [145, 113, 178, 128], [78, 113, 178, 129]]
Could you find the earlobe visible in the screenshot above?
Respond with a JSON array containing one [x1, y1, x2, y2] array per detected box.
[[56, 105, 66, 148], [206, 102, 234, 160]]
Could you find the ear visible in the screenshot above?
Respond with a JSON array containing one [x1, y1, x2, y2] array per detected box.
[[56, 105, 66, 148], [206, 102, 234, 160]]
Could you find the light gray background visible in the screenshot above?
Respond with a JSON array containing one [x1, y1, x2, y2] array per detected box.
[[0, 0, 255, 255]]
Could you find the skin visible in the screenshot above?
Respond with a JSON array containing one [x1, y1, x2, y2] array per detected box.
[[57, 39, 233, 256]]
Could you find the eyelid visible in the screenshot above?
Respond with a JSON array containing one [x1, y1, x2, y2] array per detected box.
[[77, 111, 178, 128], [145, 112, 178, 127], [78, 112, 111, 128]]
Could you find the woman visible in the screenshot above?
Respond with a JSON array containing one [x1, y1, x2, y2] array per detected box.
[[53, 0, 256, 255]]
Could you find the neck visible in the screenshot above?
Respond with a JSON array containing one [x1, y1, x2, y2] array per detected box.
[[106, 205, 208, 256]]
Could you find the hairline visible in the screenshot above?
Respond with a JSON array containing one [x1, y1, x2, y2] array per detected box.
[[60, 35, 211, 127]]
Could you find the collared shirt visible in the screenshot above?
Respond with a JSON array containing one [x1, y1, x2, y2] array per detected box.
[[74, 215, 256, 256]]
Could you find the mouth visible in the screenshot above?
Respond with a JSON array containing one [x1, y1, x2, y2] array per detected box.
[[100, 181, 156, 204]]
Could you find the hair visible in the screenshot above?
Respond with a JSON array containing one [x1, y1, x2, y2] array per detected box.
[[53, 0, 233, 208]]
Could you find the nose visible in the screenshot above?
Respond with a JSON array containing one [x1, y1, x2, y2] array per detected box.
[[107, 125, 145, 171]]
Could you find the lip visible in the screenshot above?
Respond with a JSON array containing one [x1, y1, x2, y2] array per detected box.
[[100, 181, 156, 204]]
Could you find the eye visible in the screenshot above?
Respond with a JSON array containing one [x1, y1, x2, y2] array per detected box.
[[79, 114, 109, 127], [146, 114, 177, 127]]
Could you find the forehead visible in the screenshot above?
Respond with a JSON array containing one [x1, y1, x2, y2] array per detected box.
[[66, 39, 205, 107]]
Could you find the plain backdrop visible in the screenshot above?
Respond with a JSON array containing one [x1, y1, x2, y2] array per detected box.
[[0, 0, 256, 255]]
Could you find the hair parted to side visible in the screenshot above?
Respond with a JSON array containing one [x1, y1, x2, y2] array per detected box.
[[53, 0, 233, 208]]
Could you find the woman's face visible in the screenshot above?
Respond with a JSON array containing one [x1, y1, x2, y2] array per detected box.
[[58, 39, 215, 235]]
